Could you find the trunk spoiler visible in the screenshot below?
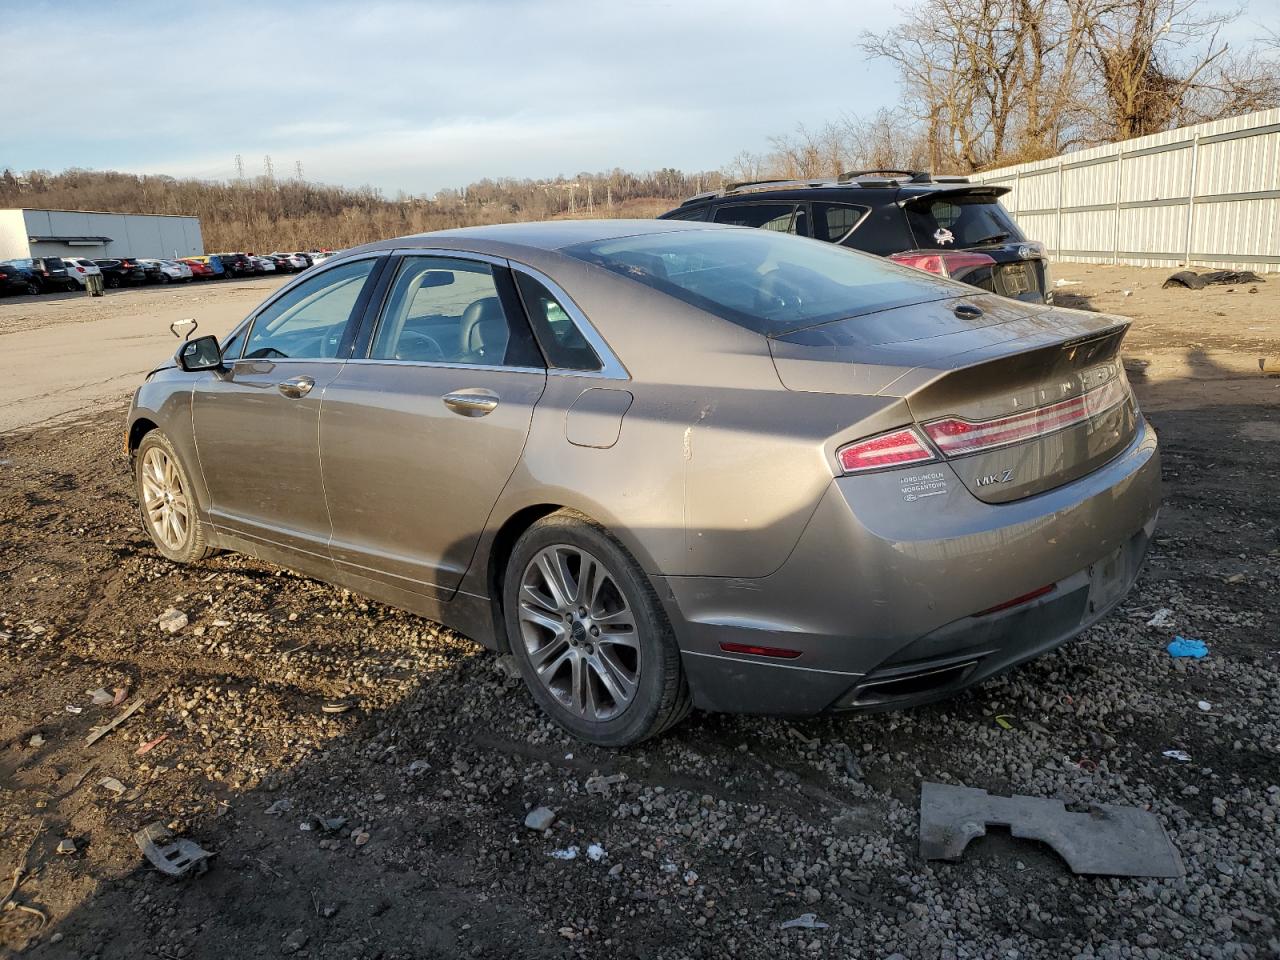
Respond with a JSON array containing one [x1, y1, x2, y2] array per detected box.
[[897, 185, 1011, 207]]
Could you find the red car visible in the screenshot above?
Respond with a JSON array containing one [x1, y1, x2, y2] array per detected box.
[[180, 259, 215, 280]]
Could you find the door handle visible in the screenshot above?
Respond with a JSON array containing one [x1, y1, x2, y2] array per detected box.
[[442, 390, 499, 417], [278, 375, 315, 399]]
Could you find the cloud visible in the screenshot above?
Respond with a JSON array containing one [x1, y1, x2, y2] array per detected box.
[[3, 0, 906, 193]]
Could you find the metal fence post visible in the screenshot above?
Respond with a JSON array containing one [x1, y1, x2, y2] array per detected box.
[[1184, 134, 1201, 267], [1055, 160, 1063, 259], [1113, 154, 1123, 265]]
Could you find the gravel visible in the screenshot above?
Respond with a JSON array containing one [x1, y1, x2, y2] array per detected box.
[[0, 381, 1277, 958]]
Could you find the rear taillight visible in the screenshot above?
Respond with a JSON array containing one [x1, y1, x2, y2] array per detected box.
[[837, 427, 936, 474], [76, 266, 86, 273], [719, 641, 803, 659], [889, 251, 995, 277], [923, 378, 1129, 457], [0, 272, 7, 280]]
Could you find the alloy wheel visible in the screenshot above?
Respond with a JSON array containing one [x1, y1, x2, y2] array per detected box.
[[140, 447, 190, 551], [517, 545, 641, 721]]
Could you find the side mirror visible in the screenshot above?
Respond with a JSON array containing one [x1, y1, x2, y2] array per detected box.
[[178, 335, 223, 372]]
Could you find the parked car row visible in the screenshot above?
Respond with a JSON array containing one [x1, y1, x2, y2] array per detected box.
[[0, 249, 342, 295]]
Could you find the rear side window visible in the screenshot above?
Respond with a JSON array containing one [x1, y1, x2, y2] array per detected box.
[[566, 228, 956, 337], [514, 272, 601, 371], [713, 202, 807, 235], [369, 256, 540, 368], [904, 194, 1024, 248], [813, 202, 868, 243]]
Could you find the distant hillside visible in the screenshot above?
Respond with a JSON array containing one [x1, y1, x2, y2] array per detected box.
[[0, 167, 720, 252]]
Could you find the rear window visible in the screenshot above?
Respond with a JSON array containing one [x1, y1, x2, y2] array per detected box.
[[813, 202, 869, 243], [564, 228, 959, 337], [904, 193, 1024, 248]]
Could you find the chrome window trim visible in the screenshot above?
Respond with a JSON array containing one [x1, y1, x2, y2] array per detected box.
[[507, 262, 629, 381], [389, 247, 509, 267], [343, 358, 546, 376]]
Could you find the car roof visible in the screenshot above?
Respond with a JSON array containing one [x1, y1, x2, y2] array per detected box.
[[403, 218, 715, 250], [667, 177, 1008, 213]]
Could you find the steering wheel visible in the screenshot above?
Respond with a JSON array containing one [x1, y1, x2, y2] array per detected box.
[[395, 331, 445, 362]]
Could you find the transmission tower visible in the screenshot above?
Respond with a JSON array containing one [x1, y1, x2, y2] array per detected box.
[[295, 160, 303, 180], [264, 155, 274, 180], [234, 154, 244, 179]]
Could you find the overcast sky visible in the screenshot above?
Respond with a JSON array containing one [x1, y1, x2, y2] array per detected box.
[[3, 0, 1277, 196]]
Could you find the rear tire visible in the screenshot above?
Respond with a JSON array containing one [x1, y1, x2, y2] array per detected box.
[[135, 431, 212, 564], [503, 511, 691, 746]]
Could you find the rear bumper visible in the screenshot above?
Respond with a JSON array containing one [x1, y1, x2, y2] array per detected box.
[[658, 418, 1160, 714]]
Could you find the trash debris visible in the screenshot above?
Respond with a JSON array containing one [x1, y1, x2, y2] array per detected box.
[[407, 759, 431, 775], [1163, 268, 1265, 289], [321, 697, 355, 714], [265, 798, 294, 815], [587, 843, 607, 862], [85, 696, 145, 746], [780, 913, 830, 930], [88, 688, 114, 705], [993, 714, 1015, 730], [549, 846, 579, 860], [585, 773, 628, 795], [350, 827, 370, 846], [27, 733, 44, 748], [1053, 278, 1081, 287], [320, 816, 348, 832], [918, 781, 1184, 877], [1197, 700, 1212, 712], [65, 704, 83, 714], [157, 608, 189, 633], [134, 822, 212, 877], [524, 806, 556, 831], [1163, 749, 1193, 762], [1224, 572, 1245, 584], [112, 687, 128, 707], [99, 776, 127, 796], [56, 839, 76, 855], [135, 733, 168, 756], [683, 869, 698, 884], [1146, 608, 1175, 628], [1167, 637, 1208, 659]]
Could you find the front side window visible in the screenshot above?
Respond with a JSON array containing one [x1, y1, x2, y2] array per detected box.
[[370, 256, 538, 367], [713, 202, 806, 235], [514, 272, 601, 371], [243, 257, 376, 360], [566, 227, 957, 336]]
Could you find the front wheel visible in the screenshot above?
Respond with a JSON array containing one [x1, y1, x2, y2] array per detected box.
[[135, 431, 212, 564], [503, 511, 691, 746]]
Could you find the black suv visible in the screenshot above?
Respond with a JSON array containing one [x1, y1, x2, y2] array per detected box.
[[93, 258, 149, 288], [3, 257, 76, 292], [214, 253, 256, 278], [658, 170, 1050, 303]]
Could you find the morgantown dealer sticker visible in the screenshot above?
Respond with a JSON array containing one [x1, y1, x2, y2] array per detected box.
[[900, 470, 948, 502]]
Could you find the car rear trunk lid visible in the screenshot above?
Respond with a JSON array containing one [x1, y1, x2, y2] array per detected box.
[[769, 295, 1138, 503]]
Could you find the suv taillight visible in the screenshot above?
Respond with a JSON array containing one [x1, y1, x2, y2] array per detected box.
[[837, 427, 936, 474], [889, 251, 995, 277]]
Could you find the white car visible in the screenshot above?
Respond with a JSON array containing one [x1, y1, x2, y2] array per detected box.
[[271, 252, 309, 270], [62, 258, 102, 287], [249, 255, 276, 273], [141, 259, 193, 283], [308, 250, 339, 266]]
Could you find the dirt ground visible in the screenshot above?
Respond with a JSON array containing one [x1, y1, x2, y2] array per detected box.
[[0, 264, 1278, 960]]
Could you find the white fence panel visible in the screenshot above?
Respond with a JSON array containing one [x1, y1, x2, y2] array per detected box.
[[971, 108, 1280, 272]]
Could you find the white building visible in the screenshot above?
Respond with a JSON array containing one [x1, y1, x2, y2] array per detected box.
[[0, 208, 203, 261]]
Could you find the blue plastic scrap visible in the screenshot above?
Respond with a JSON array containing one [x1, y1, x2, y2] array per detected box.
[[1166, 637, 1208, 659]]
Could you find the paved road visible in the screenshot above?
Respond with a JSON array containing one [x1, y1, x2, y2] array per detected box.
[[0, 277, 286, 434]]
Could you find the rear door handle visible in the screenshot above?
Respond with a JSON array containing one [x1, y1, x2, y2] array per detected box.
[[442, 390, 499, 417], [278, 375, 315, 398]]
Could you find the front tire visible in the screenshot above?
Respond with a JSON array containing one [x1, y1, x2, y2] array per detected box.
[[503, 511, 691, 746], [135, 431, 212, 564]]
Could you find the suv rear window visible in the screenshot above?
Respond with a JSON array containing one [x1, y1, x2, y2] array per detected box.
[[903, 193, 1024, 248], [565, 227, 957, 337]]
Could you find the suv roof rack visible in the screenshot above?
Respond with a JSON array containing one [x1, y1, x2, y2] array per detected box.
[[837, 169, 972, 185]]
